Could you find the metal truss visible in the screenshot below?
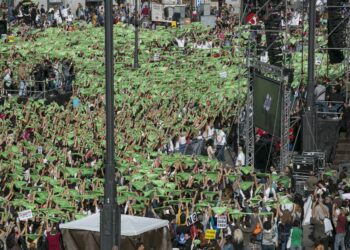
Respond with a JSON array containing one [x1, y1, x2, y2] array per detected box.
[[315, 1, 350, 101], [249, 59, 284, 80], [242, 0, 292, 170], [245, 46, 255, 168], [280, 83, 291, 168]]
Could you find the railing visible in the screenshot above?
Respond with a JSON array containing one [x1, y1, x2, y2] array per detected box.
[[315, 100, 344, 117], [1, 79, 73, 99]]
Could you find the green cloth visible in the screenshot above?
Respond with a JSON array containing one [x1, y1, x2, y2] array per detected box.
[[291, 227, 302, 247]]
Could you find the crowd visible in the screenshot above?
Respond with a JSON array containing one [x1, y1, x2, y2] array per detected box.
[[1, 58, 75, 97], [0, 2, 349, 250], [3, 0, 152, 29], [2, 0, 241, 31], [1, 145, 350, 250], [314, 81, 348, 118], [0, 22, 248, 249]]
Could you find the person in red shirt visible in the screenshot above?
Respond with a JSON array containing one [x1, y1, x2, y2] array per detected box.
[[334, 208, 347, 250], [47, 223, 62, 250], [141, 5, 149, 18]]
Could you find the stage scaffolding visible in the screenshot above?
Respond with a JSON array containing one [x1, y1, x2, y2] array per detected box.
[[242, 0, 293, 170], [241, 0, 350, 170]]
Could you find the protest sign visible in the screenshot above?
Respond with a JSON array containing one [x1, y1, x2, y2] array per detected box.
[[18, 210, 33, 221], [186, 213, 198, 226], [154, 53, 160, 61], [151, 3, 163, 22], [217, 215, 227, 229], [219, 71, 228, 79], [205, 229, 216, 240], [316, 57, 322, 65]]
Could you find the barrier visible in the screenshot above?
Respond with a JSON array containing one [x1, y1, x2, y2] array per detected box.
[[1, 79, 73, 100], [315, 100, 344, 117]]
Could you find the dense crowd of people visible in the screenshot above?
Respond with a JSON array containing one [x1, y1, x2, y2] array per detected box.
[[3, 0, 152, 29], [0, 1, 350, 250], [1, 148, 350, 250], [1, 58, 75, 97]]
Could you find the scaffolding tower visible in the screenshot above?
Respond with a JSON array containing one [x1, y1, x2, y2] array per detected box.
[[242, 0, 293, 170], [242, 0, 350, 169], [314, 0, 350, 102]]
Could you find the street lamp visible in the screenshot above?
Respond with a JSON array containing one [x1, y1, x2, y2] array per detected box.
[[134, 0, 139, 69], [100, 0, 121, 249]]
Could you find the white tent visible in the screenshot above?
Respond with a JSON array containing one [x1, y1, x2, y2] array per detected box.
[[60, 213, 171, 250], [60, 213, 169, 236]]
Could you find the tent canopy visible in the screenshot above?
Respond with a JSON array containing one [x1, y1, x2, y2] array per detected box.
[[60, 213, 169, 237]]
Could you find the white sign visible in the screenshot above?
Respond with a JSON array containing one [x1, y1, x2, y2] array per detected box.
[[219, 71, 228, 79], [154, 53, 160, 61], [186, 213, 198, 226], [217, 215, 227, 229], [18, 210, 33, 221], [152, 3, 164, 22], [316, 57, 322, 65]]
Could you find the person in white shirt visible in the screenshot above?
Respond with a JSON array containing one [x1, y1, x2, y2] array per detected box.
[[54, 10, 62, 24], [167, 138, 174, 153], [216, 128, 226, 162], [235, 146, 245, 167], [66, 11, 74, 27], [3, 68, 12, 94], [61, 5, 69, 20], [207, 124, 215, 139], [179, 132, 187, 154]]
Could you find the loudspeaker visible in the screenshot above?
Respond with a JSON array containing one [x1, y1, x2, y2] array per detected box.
[[327, 0, 347, 64], [264, 13, 283, 67], [292, 155, 316, 174], [302, 151, 326, 171], [0, 20, 7, 35], [172, 13, 181, 22]]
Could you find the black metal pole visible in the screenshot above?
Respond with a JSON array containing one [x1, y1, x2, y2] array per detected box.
[[101, 0, 119, 248], [134, 0, 139, 69], [302, 0, 316, 151]]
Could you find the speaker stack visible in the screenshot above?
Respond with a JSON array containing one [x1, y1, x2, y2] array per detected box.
[[0, 20, 7, 35], [292, 151, 325, 181], [327, 0, 347, 64], [292, 155, 316, 180], [256, 0, 284, 67]]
